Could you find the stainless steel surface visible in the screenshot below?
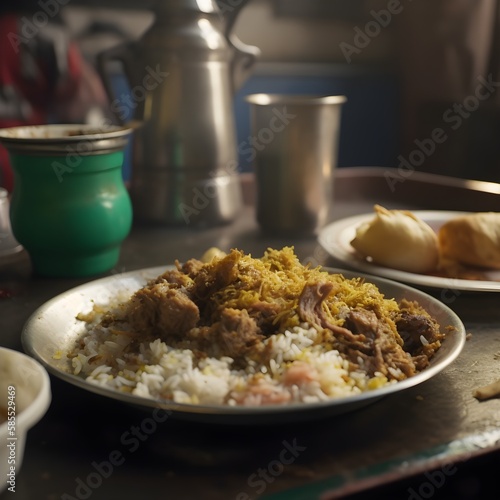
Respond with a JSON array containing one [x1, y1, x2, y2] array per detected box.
[[98, 0, 259, 227], [21, 266, 465, 425], [246, 94, 346, 236], [2, 167, 500, 499], [319, 210, 500, 292], [0, 124, 133, 155]]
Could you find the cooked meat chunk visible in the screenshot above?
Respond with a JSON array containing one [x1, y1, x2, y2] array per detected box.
[[183, 308, 265, 363], [179, 258, 204, 278], [151, 268, 193, 288], [345, 309, 379, 339], [340, 309, 415, 379], [247, 300, 282, 334], [395, 308, 444, 370], [191, 249, 242, 301], [298, 282, 368, 342], [126, 282, 199, 339], [298, 282, 334, 328], [217, 308, 265, 359], [396, 310, 441, 354]]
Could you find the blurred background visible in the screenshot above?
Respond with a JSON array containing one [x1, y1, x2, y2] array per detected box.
[[2, 0, 500, 190]]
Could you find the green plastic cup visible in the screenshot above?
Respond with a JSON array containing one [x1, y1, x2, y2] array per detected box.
[[0, 124, 133, 277]]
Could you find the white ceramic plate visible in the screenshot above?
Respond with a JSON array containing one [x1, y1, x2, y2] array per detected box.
[[22, 266, 466, 424], [319, 211, 500, 293]]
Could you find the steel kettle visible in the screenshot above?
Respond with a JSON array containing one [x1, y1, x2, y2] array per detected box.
[[98, 0, 259, 227]]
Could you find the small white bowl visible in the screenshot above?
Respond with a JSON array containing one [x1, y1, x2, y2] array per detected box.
[[0, 347, 51, 494]]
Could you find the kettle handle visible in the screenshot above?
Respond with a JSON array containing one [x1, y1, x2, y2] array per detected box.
[[96, 43, 140, 125], [222, 0, 260, 92], [227, 34, 260, 92]]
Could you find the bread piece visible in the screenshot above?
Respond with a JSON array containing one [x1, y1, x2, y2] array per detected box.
[[438, 212, 500, 269], [351, 205, 440, 274]]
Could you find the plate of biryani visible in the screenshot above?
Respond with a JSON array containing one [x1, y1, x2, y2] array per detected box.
[[318, 206, 500, 293], [22, 247, 466, 424]]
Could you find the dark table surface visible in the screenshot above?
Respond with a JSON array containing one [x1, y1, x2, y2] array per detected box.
[[2, 167, 500, 500]]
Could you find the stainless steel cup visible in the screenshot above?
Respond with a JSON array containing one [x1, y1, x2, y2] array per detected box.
[[246, 94, 346, 236]]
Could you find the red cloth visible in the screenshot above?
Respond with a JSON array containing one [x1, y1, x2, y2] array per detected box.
[[0, 15, 84, 192]]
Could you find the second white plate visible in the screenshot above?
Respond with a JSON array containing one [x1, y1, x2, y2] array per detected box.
[[318, 211, 500, 293]]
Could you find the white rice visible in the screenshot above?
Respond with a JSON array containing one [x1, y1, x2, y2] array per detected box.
[[69, 315, 394, 407]]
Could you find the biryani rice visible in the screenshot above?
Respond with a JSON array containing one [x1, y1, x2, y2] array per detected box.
[[71, 313, 392, 407], [67, 247, 445, 407]]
